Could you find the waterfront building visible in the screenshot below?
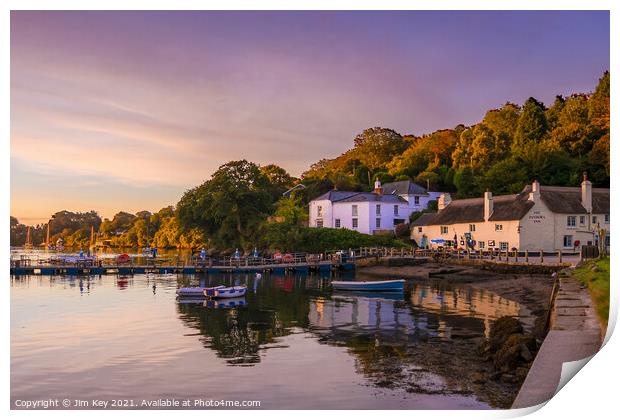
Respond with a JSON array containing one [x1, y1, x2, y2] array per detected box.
[[411, 175, 610, 252], [308, 180, 444, 235]]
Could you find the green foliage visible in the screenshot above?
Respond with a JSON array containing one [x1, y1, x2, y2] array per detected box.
[[177, 160, 273, 249], [513, 97, 548, 154], [573, 257, 609, 326], [274, 196, 308, 225], [262, 225, 407, 253]]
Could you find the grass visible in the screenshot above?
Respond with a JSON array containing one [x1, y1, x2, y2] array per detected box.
[[573, 257, 610, 327]]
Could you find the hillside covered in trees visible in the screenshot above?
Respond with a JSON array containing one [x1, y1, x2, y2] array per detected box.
[[11, 72, 610, 252]]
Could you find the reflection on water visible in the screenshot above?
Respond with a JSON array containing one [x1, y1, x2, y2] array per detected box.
[[11, 271, 532, 409]]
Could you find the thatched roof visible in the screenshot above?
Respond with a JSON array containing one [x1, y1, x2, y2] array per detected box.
[[414, 184, 609, 226], [521, 185, 610, 214]]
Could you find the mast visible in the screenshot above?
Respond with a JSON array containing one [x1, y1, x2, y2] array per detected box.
[[25, 226, 32, 249], [46, 223, 50, 248]]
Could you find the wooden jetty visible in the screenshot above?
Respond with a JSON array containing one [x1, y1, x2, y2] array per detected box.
[[9, 253, 354, 276]]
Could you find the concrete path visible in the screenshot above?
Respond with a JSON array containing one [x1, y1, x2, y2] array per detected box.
[[512, 277, 602, 408]]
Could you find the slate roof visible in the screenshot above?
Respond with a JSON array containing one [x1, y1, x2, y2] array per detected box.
[[312, 190, 407, 203], [382, 180, 429, 196], [336, 192, 408, 203], [312, 191, 359, 202]]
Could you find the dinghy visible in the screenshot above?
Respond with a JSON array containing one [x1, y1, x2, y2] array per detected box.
[[176, 285, 224, 297], [331, 279, 405, 292], [204, 285, 247, 299]]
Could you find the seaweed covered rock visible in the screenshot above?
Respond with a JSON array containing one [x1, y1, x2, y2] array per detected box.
[[493, 333, 537, 372], [487, 316, 524, 353], [478, 316, 539, 381]]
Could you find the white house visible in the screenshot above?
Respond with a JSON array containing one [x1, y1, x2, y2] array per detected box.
[[411, 175, 610, 252], [308, 180, 444, 235]]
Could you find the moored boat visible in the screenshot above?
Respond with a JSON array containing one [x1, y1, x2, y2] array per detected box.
[[204, 285, 247, 299], [176, 285, 224, 297], [331, 279, 405, 292]]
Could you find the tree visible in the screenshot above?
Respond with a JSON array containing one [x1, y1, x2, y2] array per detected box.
[[513, 97, 548, 154], [177, 160, 273, 249], [261, 164, 296, 201], [588, 71, 610, 131], [353, 127, 407, 170]]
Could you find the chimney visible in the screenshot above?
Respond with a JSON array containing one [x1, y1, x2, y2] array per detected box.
[[581, 172, 592, 213], [529, 179, 540, 202], [373, 178, 383, 195], [484, 190, 493, 221], [438, 193, 451, 211]]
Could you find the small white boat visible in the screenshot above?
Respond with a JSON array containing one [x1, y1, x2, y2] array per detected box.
[[331, 279, 405, 292], [176, 285, 224, 297], [204, 285, 247, 299]]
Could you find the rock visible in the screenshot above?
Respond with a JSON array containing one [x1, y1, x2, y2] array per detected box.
[[520, 344, 533, 362], [591, 265, 600, 272], [488, 317, 524, 353], [493, 333, 537, 372], [472, 371, 487, 384], [515, 367, 529, 382], [500, 374, 516, 383]]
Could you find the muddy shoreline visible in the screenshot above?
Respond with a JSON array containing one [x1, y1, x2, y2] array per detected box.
[[356, 263, 556, 408]]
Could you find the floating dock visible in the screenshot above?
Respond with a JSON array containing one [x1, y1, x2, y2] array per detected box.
[[10, 261, 354, 276]]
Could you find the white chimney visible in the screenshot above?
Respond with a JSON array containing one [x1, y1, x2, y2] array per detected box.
[[374, 178, 383, 195], [438, 193, 451, 211], [484, 190, 493, 221], [529, 180, 540, 202], [581, 172, 592, 213]]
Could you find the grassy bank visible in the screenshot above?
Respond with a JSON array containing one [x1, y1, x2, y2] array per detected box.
[[573, 257, 610, 327]]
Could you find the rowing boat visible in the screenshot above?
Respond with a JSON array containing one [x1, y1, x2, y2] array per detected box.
[[204, 285, 247, 299], [331, 279, 405, 292], [176, 285, 224, 297]]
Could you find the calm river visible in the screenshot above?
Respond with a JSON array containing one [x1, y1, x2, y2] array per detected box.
[[11, 267, 534, 409]]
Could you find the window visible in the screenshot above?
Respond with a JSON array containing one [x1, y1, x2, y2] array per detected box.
[[376, 204, 381, 215], [414, 196, 420, 206], [469, 224, 476, 232], [495, 224, 503, 232], [317, 205, 323, 217], [478, 241, 485, 249], [440, 226, 449, 234], [563, 235, 573, 248], [579, 216, 586, 225], [605, 214, 610, 223], [394, 205, 399, 216], [376, 218, 381, 229], [393, 219, 405, 226], [335, 219, 341, 228], [592, 216, 598, 224], [499, 242, 509, 251], [316, 219, 323, 228], [352, 205, 358, 217], [352, 218, 358, 228], [567, 216, 576, 227], [418, 227, 423, 233]]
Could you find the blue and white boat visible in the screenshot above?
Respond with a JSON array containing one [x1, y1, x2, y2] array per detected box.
[[204, 285, 247, 299], [176, 285, 224, 297], [331, 279, 405, 292]]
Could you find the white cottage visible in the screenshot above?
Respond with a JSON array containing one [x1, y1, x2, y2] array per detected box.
[[309, 180, 444, 235], [411, 175, 610, 252]]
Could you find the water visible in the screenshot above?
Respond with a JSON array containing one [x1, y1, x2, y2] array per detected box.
[[11, 270, 534, 409]]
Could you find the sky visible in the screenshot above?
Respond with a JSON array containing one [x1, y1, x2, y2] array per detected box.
[[10, 10, 610, 225]]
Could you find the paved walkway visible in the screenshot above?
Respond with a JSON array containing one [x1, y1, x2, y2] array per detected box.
[[512, 276, 602, 408]]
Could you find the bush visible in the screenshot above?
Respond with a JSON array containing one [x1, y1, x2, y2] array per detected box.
[[262, 224, 408, 253]]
